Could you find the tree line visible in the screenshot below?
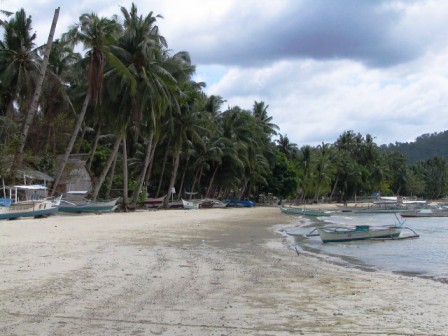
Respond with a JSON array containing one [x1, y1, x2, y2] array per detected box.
[[0, 5, 446, 207]]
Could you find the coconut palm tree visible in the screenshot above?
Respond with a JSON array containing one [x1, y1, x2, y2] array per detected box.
[[114, 3, 176, 205], [0, 9, 38, 119], [18, 7, 60, 161], [50, 12, 125, 196]]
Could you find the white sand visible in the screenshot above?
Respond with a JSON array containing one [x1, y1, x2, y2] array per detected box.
[[0, 207, 447, 335]]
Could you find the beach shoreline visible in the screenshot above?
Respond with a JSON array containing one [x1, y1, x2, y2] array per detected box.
[[1, 207, 447, 335]]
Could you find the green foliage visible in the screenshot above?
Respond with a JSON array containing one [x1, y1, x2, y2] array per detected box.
[[382, 131, 448, 162], [265, 152, 299, 199], [1, 4, 446, 202]]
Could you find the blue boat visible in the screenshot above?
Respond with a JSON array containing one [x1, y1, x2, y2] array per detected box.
[[224, 200, 254, 207]]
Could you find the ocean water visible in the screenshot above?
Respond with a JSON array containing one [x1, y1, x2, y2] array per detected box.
[[285, 212, 448, 282]]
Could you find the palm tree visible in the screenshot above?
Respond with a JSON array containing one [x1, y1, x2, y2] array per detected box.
[[114, 3, 175, 205], [51, 12, 124, 196], [163, 75, 206, 206], [0, 9, 12, 26], [252, 101, 279, 137], [276, 134, 297, 159], [17, 7, 60, 161], [313, 143, 334, 202], [0, 9, 38, 119]]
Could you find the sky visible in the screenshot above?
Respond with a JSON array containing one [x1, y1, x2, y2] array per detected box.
[[3, 0, 448, 147]]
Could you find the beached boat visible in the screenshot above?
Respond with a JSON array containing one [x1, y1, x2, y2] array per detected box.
[[0, 185, 59, 220], [199, 199, 227, 208], [181, 199, 200, 209], [58, 196, 119, 213], [142, 195, 166, 208], [224, 200, 254, 207], [0, 198, 58, 220], [281, 207, 331, 217]]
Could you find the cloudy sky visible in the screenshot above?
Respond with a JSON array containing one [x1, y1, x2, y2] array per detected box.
[[4, 0, 448, 146]]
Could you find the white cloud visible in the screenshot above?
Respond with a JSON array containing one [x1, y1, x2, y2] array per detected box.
[[3, 0, 448, 148]]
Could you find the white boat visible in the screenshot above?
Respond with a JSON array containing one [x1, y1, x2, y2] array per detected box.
[[0, 185, 58, 220], [58, 196, 119, 213], [281, 207, 332, 217], [181, 199, 199, 210], [313, 225, 402, 243]]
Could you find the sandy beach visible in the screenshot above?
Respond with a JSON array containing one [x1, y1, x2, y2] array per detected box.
[[1, 207, 447, 335]]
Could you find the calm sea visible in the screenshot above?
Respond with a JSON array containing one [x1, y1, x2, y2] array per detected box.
[[285, 212, 448, 283]]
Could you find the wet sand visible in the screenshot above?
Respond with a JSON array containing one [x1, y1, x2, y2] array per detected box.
[[1, 207, 447, 335]]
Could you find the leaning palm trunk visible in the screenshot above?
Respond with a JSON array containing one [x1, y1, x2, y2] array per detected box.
[[329, 173, 339, 202], [17, 8, 60, 167], [314, 180, 322, 202], [176, 154, 190, 201], [105, 149, 118, 199], [131, 132, 154, 204], [164, 148, 181, 207], [156, 149, 169, 197], [122, 137, 128, 210], [189, 166, 203, 199], [91, 135, 123, 201], [87, 123, 101, 171], [205, 165, 220, 198], [144, 138, 158, 187], [237, 179, 249, 199], [50, 95, 90, 196]]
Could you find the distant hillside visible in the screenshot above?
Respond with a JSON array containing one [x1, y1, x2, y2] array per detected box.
[[381, 131, 448, 162]]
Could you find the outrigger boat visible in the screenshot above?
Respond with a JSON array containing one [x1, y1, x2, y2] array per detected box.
[[181, 199, 200, 210], [0, 185, 59, 220], [58, 196, 119, 213], [142, 195, 166, 208], [307, 216, 419, 243], [281, 207, 332, 217]]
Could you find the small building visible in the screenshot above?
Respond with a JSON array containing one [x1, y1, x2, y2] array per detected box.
[[57, 154, 93, 196]]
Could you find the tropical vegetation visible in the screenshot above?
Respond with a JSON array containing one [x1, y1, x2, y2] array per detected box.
[[1, 5, 447, 208]]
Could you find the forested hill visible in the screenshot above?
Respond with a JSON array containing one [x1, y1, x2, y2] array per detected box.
[[381, 130, 448, 162]]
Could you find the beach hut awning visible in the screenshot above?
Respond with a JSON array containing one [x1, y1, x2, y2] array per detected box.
[[16, 168, 54, 182]]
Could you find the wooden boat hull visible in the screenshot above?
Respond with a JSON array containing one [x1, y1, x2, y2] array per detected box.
[[401, 211, 448, 218], [142, 196, 166, 208], [224, 200, 254, 207], [199, 199, 227, 208], [0, 200, 58, 220], [181, 199, 199, 210], [59, 199, 119, 213], [317, 225, 401, 243], [281, 207, 331, 217]]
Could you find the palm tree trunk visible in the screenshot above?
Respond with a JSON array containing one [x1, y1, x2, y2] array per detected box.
[[314, 180, 322, 202], [156, 148, 169, 197], [50, 94, 90, 196], [329, 173, 339, 202], [144, 138, 158, 187], [189, 166, 202, 199], [164, 147, 181, 207], [91, 135, 122, 201], [75, 122, 87, 153], [105, 149, 118, 199], [206, 164, 221, 198], [131, 132, 154, 204], [176, 154, 190, 201], [122, 137, 128, 210], [16, 7, 60, 167], [87, 123, 101, 171]]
